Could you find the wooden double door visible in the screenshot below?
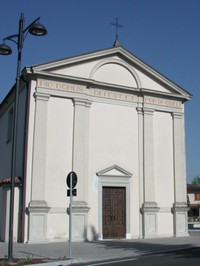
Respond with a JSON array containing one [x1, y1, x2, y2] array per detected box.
[[103, 187, 126, 239]]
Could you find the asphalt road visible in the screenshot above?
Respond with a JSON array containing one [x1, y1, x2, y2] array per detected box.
[[72, 247, 200, 266]]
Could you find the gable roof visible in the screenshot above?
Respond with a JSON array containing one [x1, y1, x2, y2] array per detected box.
[[26, 45, 191, 101]]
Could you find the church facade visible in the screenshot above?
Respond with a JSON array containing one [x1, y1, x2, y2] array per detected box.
[[0, 46, 191, 243]]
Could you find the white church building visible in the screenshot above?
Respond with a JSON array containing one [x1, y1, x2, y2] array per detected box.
[[0, 45, 191, 243]]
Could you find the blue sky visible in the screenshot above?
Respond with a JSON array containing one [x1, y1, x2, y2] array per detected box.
[[0, 0, 199, 182]]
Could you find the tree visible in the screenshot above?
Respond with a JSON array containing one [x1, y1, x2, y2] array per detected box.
[[191, 175, 200, 186]]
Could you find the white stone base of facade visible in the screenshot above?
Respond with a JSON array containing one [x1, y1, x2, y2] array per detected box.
[[141, 202, 160, 238], [67, 201, 90, 242], [97, 233, 132, 241], [172, 202, 189, 237], [27, 201, 50, 243], [126, 233, 132, 239], [98, 234, 103, 241]]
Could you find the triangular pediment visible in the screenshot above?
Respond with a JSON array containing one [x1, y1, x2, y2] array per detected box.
[[27, 46, 191, 100], [96, 165, 132, 178]]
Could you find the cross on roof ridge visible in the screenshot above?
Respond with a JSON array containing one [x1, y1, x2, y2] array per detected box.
[[111, 18, 123, 44]]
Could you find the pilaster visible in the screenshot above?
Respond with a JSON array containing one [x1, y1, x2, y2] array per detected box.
[[171, 112, 188, 236], [136, 107, 144, 238], [143, 107, 155, 202], [142, 107, 159, 237], [71, 97, 92, 240], [72, 98, 92, 202], [28, 92, 50, 243]]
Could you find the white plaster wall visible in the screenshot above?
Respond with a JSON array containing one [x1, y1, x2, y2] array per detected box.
[[188, 193, 194, 202], [0, 86, 27, 179], [0, 102, 13, 179], [89, 102, 138, 170], [47, 212, 68, 241], [88, 101, 139, 237], [135, 69, 172, 93], [32, 96, 74, 241], [0, 187, 20, 242], [87, 173, 99, 239], [93, 63, 137, 87], [52, 59, 102, 78], [131, 174, 140, 237], [154, 111, 174, 236], [45, 97, 73, 207], [188, 193, 200, 205], [13, 187, 20, 241], [15, 87, 27, 176], [25, 81, 37, 204], [157, 213, 173, 236], [154, 111, 174, 207]]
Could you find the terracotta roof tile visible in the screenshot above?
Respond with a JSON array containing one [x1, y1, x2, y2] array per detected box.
[[0, 176, 22, 186]]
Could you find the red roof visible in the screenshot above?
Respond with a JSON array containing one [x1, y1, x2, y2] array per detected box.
[[0, 177, 22, 186], [187, 183, 200, 193]]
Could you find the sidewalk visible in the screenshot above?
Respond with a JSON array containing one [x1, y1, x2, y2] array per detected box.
[[1, 234, 200, 265]]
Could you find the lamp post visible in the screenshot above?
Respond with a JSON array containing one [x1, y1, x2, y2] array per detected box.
[[0, 13, 47, 262]]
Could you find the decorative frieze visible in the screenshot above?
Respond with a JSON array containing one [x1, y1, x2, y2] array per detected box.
[[37, 79, 182, 109], [144, 96, 182, 108], [37, 79, 85, 94]]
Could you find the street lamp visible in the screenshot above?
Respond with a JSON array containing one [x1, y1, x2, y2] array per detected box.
[[0, 12, 47, 263]]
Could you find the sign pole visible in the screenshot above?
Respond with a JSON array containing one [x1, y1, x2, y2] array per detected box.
[[66, 171, 77, 259], [69, 172, 73, 259]]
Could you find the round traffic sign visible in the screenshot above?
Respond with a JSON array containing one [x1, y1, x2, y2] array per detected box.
[[66, 171, 77, 189]]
